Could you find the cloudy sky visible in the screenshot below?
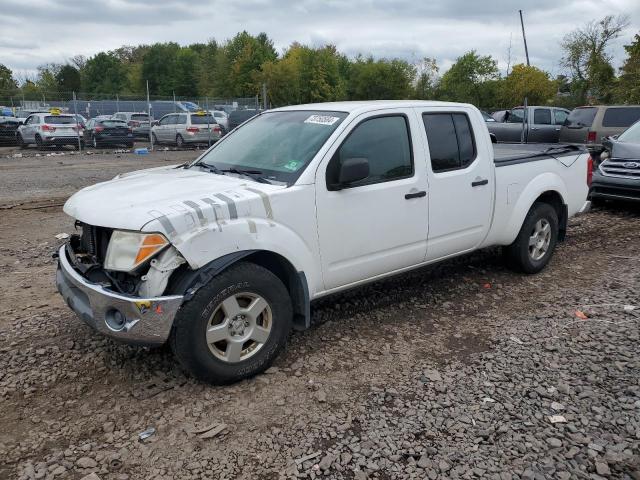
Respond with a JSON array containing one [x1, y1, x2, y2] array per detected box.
[[2, 0, 639, 80]]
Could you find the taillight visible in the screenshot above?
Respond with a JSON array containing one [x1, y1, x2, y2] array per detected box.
[[587, 155, 593, 187], [186, 127, 199, 133], [94, 126, 104, 133], [213, 125, 221, 132], [42, 124, 56, 132], [587, 131, 597, 143]]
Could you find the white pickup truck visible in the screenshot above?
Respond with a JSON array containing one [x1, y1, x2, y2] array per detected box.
[[57, 101, 592, 384]]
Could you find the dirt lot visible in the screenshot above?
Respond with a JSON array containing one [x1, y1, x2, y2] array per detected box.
[[1, 148, 639, 480]]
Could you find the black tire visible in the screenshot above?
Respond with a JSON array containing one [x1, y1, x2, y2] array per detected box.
[[170, 262, 292, 384], [16, 133, 26, 149], [176, 134, 184, 148], [503, 202, 559, 274]]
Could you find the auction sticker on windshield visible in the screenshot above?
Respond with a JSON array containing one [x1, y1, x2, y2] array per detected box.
[[304, 115, 340, 126]]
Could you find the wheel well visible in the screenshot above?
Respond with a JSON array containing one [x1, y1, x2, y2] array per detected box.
[[534, 191, 567, 241], [169, 250, 310, 331], [243, 251, 310, 331]]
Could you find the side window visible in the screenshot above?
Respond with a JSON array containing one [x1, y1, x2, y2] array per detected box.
[[554, 109, 569, 125], [327, 115, 413, 188], [32, 116, 40, 124], [422, 113, 477, 173], [24, 116, 32, 125], [158, 115, 171, 126], [534, 109, 552, 125], [602, 107, 640, 128], [178, 114, 187, 125], [507, 108, 524, 123]]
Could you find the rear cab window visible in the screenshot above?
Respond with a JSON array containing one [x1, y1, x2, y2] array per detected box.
[[533, 109, 551, 125], [422, 113, 476, 173], [131, 114, 148, 121], [602, 107, 640, 128], [565, 107, 597, 127]]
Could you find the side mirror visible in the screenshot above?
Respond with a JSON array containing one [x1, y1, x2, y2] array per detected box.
[[330, 157, 370, 190]]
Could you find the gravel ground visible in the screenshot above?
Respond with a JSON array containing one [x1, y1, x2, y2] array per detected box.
[[1, 151, 639, 480]]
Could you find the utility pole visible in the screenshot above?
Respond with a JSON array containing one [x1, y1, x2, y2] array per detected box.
[[519, 10, 530, 144], [147, 80, 153, 151], [72, 91, 82, 152], [519, 10, 530, 67]]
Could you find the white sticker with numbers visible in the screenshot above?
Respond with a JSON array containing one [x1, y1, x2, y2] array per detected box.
[[304, 115, 340, 126]]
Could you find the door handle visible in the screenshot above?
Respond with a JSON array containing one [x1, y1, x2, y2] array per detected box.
[[471, 179, 489, 187], [405, 191, 426, 199], [531, 127, 539, 130]]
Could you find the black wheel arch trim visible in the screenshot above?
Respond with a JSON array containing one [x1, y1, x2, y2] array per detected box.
[[170, 250, 310, 331]]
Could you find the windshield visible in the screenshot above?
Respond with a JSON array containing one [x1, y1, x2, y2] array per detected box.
[[565, 107, 597, 127], [196, 110, 347, 184], [618, 120, 640, 144], [191, 114, 216, 125], [131, 114, 149, 121], [45, 116, 76, 124], [99, 120, 127, 127]]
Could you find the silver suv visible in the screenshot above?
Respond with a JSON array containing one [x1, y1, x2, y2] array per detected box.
[[151, 111, 222, 147], [16, 111, 82, 149], [111, 112, 150, 139]]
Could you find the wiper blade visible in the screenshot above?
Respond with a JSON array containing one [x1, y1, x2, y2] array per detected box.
[[192, 163, 222, 174], [219, 168, 272, 184]]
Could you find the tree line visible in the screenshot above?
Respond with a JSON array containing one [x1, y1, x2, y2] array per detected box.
[[0, 15, 638, 110]]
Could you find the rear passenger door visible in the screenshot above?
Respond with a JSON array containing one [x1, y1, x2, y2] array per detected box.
[[529, 108, 556, 142], [421, 109, 494, 261]]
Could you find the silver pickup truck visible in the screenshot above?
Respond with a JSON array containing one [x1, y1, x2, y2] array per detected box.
[[488, 106, 570, 143]]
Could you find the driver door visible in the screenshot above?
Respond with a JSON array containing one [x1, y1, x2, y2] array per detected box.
[[315, 110, 429, 290]]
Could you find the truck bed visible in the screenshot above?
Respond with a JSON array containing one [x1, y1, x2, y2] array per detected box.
[[493, 143, 585, 167]]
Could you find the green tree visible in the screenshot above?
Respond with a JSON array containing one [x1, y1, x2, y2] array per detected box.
[[215, 32, 277, 97], [414, 57, 439, 99], [82, 53, 127, 95], [258, 43, 348, 106], [616, 33, 640, 103], [560, 15, 629, 103], [0, 64, 18, 93], [55, 65, 81, 93], [141, 43, 181, 96], [438, 51, 499, 107], [347, 56, 416, 100], [36, 64, 62, 93], [499, 64, 557, 106]]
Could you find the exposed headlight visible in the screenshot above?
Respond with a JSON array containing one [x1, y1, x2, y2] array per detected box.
[[104, 231, 169, 272]]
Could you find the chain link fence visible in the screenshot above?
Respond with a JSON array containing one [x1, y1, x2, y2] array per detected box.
[[0, 90, 261, 151]]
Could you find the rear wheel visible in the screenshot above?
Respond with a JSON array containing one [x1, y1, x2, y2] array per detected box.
[[170, 262, 292, 384], [503, 202, 559, 274], [176, 134, 184, 148]]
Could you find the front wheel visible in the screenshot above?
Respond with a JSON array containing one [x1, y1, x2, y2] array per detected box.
[[16, 133, 26, 149], [170, 262, 292, 384], [503, 202, 559, 274]]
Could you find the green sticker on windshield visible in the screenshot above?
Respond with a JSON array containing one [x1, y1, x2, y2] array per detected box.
[[283, 160, 300, 171]]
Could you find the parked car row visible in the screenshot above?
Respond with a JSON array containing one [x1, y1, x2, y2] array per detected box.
[[486, 104, 640, 150]]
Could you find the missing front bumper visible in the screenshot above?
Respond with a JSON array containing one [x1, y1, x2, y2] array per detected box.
[[55, 245, 183, 346]]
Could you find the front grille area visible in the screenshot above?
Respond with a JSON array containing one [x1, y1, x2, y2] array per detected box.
[[600, 159, 640, 178], [79, 223, 113, 264]]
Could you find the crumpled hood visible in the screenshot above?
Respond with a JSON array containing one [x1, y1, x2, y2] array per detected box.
[[64, 165, 286, 233]]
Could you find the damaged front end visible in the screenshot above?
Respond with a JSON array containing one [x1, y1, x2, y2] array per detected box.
[[55, 223, 185, 346]]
